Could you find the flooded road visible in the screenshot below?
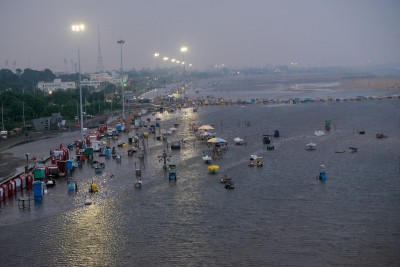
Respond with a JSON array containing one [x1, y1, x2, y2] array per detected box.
[[0, 85, 399, 266]]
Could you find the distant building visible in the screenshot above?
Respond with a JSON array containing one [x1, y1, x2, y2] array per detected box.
[[90, 72, 114, 83], [32, 113, 65, 131], [81, 79, 101, 88], [37, 79, 75, 93]]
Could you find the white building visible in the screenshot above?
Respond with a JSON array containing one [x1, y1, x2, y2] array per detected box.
[[90, 72, 114, 83], [81, 79, 101, 88], [37, 79, 75, 93]]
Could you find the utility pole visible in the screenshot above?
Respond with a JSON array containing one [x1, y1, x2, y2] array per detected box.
[[117, 39, 125, 120]]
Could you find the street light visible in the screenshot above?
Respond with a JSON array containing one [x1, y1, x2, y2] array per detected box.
[[154, 52, 160, 88], [162, 57, 169, 88], [71, 23, 85, 142], [180, 46, 188, 72], [117, 39, 125, 120], [180, 46, 188, 97], [154, 52, 160, 70]]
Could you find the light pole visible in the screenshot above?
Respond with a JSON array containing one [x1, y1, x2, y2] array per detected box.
[[154, 52, 160, 71], [117, 39, 125, 120], [154, 52, 159, 87], [22, 88, 25, 129], [180, 46, 187, 73], [180, 46, 188, 97], [163, 57, 169, 88], [72, 23, 85, 142], [1, 102, 4, 131]]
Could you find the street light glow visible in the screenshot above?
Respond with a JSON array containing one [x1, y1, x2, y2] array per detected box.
[[171, 58, 176, 62], [72, 24, 85, 32], [154, 52, 160, 58], [163, 57, 169, 61], [180, 46, 188, 53]]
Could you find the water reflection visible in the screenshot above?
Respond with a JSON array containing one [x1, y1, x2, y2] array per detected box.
[[54, 200, 121, 266]]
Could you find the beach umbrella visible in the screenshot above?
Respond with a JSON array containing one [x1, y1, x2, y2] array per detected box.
[[198, 125, 214, 130], [208, 165, 219, 171], [207, 137, 227, 143]]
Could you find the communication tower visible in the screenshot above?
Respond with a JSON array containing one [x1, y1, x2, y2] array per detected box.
[[96, 25, 105, 73]]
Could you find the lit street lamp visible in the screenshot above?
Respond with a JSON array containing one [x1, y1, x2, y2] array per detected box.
[[180, 46, 188, 97], [180, 46, 188, 72], [154, 52, 160, 88], [162, 57, 169, 88], [154, 52, 160, 70], [117, 39, 125, 120], [71, 23, 85, 142]]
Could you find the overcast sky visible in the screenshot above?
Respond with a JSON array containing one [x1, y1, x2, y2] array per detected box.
[[1, 0, 399, 73]]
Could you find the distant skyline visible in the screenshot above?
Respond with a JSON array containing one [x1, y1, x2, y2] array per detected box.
[[1, 0, 399, 73]]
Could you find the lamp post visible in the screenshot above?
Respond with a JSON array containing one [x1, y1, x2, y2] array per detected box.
[[180, 46, 188, 97], [180, 46, 187, 73], [22, 88, 25, 129], [154, 52, 160, 70], [72, 23, 85, 142], [162, 57, 169, 88], [117, 39, 125, 120], [154, 52, 160, 87]]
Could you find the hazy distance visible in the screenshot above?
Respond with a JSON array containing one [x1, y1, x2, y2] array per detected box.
[[1, 0, 399, 72]]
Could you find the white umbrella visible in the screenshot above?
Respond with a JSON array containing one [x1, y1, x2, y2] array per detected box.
[[234, 137, 243, 142]]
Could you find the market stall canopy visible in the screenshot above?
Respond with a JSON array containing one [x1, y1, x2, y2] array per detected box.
[[207, 137, 227, 143], [198, 125, 214, 130]]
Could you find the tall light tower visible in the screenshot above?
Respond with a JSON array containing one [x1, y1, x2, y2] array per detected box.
[[117, 39, 125, 120], [180, 46, 188, 73], [154, 52, 160, 88], [154, 52, 160, 71], [72, 23, 85, 142], [180, 46, 188, 97], [96, 25, 105, 73], [162, 57, 169, 88]]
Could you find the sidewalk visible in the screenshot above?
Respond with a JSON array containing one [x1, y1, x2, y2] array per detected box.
[[0, 131, 62, 182], [0, 131, 60, 152]]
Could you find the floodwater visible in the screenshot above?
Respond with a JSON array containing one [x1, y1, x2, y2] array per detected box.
[[0, 79, 399, 266]]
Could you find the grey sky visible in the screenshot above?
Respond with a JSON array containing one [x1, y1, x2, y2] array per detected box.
[[1, 0, 399, 72]]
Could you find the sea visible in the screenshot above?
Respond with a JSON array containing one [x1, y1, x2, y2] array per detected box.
[[0, 75, 399, 266]]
